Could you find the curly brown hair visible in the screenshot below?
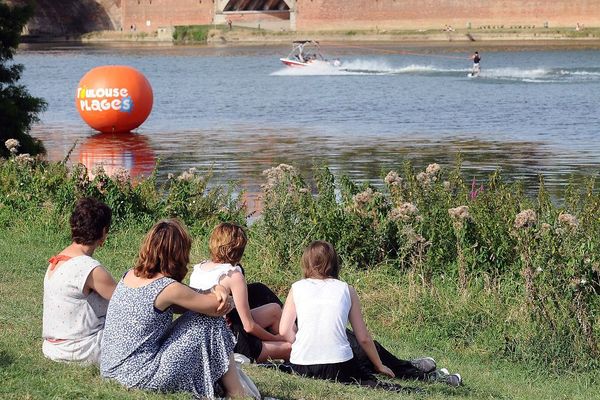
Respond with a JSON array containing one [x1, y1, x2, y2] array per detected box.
[[209, 223, 247, 265], [70, 197, 112, 245], [134, 219, 192, 282], [301, 241, 340, 279]]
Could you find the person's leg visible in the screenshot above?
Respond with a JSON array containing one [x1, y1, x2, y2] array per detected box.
[[256, 340, 291, 362], [246, 282, 283, 308], [220, 353, 246, 398], [345, 329, 428, 380], [250, 303, 282, 334]]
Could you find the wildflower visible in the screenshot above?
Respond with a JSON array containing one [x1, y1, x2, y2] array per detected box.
[[425, 163, 441, 176], [416, 171, 430, 186], [536, 267, 543, 273], [262, 164, 297, 191], [15, 153, 34, 164], [167, 173, 174, 180], [384, 171, 403, 186], [353, 188, 375, 206], [558, 213, 579, 231], [389, 202, 419, 222], [112, 167, 130, 184], [540, 222, 552, 233], [443, 181, 451, 190], [178, 170, 195, 181], [470, 177, 484, 200], [91, 165, 106, 176], [580, 278, 587, 285], [448, 205, 471, 221], [4, 139, 20, 154], [514, 209, 537, 229]]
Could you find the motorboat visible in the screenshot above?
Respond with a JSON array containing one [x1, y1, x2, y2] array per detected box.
[[280, 40, 341, 68]]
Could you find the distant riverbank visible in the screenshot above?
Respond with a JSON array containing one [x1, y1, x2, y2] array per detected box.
[[23, 25, 600, 45]]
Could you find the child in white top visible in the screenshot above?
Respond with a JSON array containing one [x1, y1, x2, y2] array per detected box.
[[279, 240, 396, 386], [189, 223, 291, 362]]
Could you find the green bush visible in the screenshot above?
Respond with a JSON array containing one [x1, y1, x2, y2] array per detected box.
[[172, 25, 211, 43]]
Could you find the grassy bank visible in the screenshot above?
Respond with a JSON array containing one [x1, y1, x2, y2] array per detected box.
[[70, 25, 600, 44], [1, 151, 599, 399]]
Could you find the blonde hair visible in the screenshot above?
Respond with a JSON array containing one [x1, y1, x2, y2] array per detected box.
[[301, 241, 340, 279], [209, 223, 247, 265], [134, 219, 192, 282]]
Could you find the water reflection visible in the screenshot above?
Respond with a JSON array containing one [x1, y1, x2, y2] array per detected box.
[[78, 132, 155, 180]]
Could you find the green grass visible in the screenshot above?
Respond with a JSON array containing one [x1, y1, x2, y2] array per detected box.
[[1, 215, 598, 399]]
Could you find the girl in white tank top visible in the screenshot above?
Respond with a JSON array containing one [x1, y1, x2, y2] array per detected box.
[[188, 223, 291, 362], [279, 241, 395, 384]]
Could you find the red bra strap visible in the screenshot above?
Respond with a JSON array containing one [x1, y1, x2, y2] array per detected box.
[[48, 254, 73, 271]]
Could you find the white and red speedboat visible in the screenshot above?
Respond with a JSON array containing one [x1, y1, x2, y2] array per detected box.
[[280, 40, 341, 68]]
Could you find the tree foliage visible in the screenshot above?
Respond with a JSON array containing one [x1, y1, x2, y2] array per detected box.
[[0, 2, 47, 158]]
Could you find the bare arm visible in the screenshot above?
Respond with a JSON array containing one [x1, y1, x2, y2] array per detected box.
[[155, 282, 233, 317], [85, 266, 117, 300], [279, 288, 297, 344], [348, 286, 394, 378], [228, 272, 283, 342]]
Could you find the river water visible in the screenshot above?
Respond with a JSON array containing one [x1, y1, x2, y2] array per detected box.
[[15, 41, 600, 208]]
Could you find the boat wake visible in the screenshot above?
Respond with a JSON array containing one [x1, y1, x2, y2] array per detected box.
[[272, 59, 600, 83]]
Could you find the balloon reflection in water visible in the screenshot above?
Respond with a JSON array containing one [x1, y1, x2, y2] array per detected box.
[[78, 132, 155, 181]]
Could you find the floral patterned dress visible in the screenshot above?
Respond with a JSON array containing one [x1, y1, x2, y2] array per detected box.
[[100, 275, 235, 398]]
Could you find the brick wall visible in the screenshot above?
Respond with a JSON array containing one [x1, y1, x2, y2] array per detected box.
[[296, 0, 600, 30], [122, 0, 214, 32], [7, 0, 120, 36]]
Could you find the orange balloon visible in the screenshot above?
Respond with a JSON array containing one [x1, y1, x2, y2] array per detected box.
[[78, 132, 156, 181], [76, 65, 153, 133]]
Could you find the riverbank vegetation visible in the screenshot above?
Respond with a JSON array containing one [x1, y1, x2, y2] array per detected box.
[[1, 144, 598, 399]]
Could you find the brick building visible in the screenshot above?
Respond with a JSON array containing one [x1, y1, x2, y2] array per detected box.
[[121, 0, 600, 33], [9, 0, 600, 37]]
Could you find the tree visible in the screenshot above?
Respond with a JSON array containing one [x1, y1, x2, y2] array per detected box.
[[0, 2, 47, 158]]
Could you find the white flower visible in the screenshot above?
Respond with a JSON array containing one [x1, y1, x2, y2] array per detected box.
[[112, 167, 130, 184], [384, 171, 403, 186], [353, 188, 375, 205], [390, 202, 419, 222], [425, 163, 441, 176], [178, 170, 195, 181], [514, 209, 537, 229], [448, 206, 471, 221], [261, 164, 298, 192], [5, 139, 20, 154], [558, 213, 579, 230], [91, 164, 106, 176], [416, 171, 429, 185], [15, 153, 34, 164]]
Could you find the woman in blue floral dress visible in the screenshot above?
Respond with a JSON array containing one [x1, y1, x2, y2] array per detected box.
[[100, 219, 244, 398]]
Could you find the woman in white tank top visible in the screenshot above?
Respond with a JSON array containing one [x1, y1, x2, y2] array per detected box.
[[279, 241, 395, 385], [189, 223, 291, 362]]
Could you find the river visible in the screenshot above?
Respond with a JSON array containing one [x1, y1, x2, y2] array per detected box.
[[16, 41, 600, 209]]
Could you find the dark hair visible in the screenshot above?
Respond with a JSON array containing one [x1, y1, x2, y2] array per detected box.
[[70, 197, 112, 245], [134, 219, 192, 282], [209, 223, 247, 265], [301, 241, 340, 279]]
